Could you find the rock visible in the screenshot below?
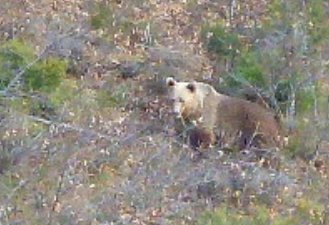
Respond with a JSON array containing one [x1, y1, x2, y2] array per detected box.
[[197, 180, 217, 199], [119, 61, 145, 79]]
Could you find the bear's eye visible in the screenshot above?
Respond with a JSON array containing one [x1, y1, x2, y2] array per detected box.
[[168, 98, 175, 104], [179, 98, 185, 103]]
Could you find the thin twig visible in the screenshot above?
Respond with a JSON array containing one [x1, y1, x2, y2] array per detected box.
[[48, 171, 65, 225]]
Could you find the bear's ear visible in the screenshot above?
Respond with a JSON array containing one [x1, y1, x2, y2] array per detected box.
[[186, 82, 196, 93], [166, 77, 176, 87]]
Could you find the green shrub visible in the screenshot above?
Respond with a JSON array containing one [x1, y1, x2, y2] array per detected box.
[[0, 39, 67, 93], [96, 85, 128, 108], [48, 78, 78, 106], [284, 117, 321, 159], [0, 149, 12, 174], [308, 0, 329, 45], [90, 2, 114, 30], [9, 97, 31, 113], [29, 96, 56, 119], [201, 24, 241, 58], [274, 76, 319, 114], [220, 51, 266, 93], [197, 201, 324, 225], [237, 51, 265, 86], [0, 39, 35, 89], [275, 80, 291, 103], [295, 86, 316, 113], [25, 57, 68, 93], [296, 198, 325, 224], [197, 206, 270, 225], [231, 51, 266, 88]]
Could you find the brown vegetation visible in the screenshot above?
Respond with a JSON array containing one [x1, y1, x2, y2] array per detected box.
[[1, 0, 329, 224]]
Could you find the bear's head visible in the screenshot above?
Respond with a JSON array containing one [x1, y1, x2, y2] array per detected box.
[[166, 77, 204, 121]]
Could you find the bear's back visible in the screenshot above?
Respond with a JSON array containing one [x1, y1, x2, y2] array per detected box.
[[203, 91, 281, 149]]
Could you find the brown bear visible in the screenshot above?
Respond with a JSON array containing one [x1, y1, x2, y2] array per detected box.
[[166, 77, 282, 150]]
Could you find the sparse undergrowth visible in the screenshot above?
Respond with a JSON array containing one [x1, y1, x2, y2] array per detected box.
[[197, 199, 326, 225], [1, 0, 329, 224]]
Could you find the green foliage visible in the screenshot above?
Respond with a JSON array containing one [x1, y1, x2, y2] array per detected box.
[[9, 79, 75, 120], [296, 198, 325, 224], [90, 2, 114, 30], [49, 78, 78, 106], [265, 1, 299, 30], [283, 116, 321, 159], [0, 150, 12, 174], [274, 76, 318, 114], [9, 97, 31, 113], [275, 80, 291, 103], [308, 0, 325, 24], [283, 135, 304, 159], [201, 24, 241, 58], [221, 51, 266, 92], [27, 121, 47, 138], [29, 96, 56, 119], [197, 201, 325, 225], [120, 19, 135, 34], [0, 173, 20, 196], [25, 57, 68, 93], [308, 0, 329, 45], [295, 86, 316, 113], [96, 85, 128, 108], [0, 39, 67, 93], [0, 39, 35, 89], [266, 0, 329, 46], [197, 206, 270, 225], [235, 51, 266, 87], [186, 0, 198, 8]]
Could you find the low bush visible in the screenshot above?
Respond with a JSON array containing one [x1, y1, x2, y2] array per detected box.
[[197, 200, 325, 225], [25, 57, 68, 93], [90, 2, 114, 30], [0, 39, 35, 89], [201, 24, 241, 59]]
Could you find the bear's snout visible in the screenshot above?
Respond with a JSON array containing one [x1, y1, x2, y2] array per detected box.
[[170, 110, 182, 118], [166, 99, 183, 118]]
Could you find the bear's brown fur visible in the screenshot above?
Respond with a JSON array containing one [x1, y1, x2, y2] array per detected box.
[[166, 77, 282, 150]]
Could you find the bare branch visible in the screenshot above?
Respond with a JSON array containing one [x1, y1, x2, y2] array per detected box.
[[25, 114, 115, 142], [48, 171, 65, 225]]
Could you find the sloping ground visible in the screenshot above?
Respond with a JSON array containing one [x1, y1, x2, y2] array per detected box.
[[0, 110, 303, 224], [1, 0, 329, 224], [2, 108, 328, 224]]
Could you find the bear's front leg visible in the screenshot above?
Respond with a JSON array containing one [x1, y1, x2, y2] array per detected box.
[[188, 127, 216, 150]]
